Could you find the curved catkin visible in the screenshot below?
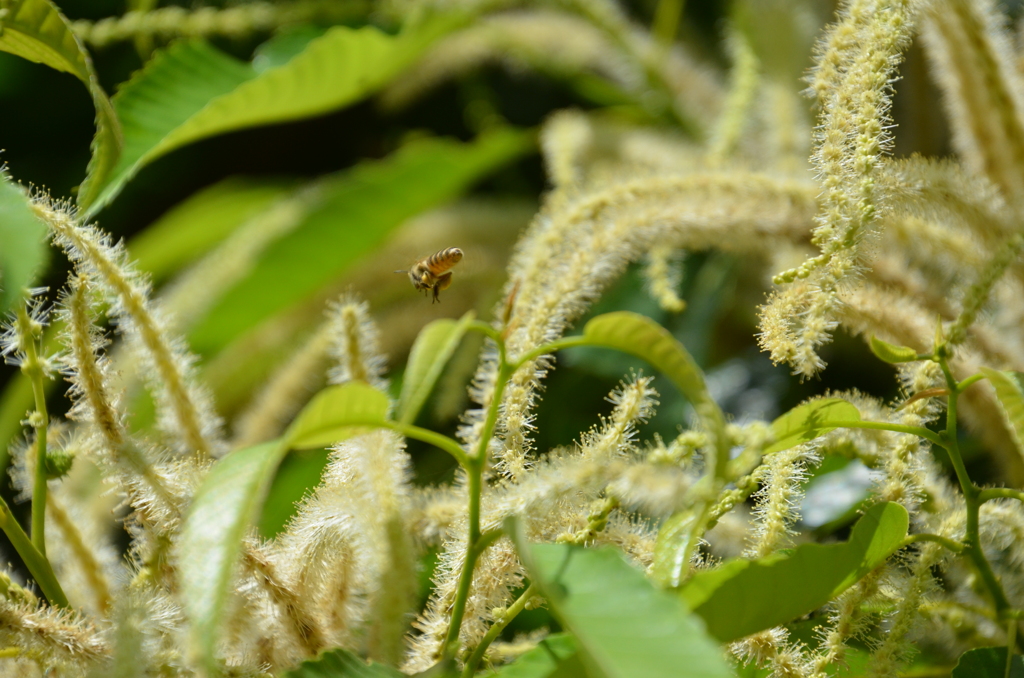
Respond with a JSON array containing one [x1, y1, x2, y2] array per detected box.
[[0, 597, 108, 671], [231, 324, 334, 448], [326, 295, 388, 392], [946, 234, 1024, 347], [642, 246, 686, 313], [273, 515, 363, 649], [381, 12, 640, 115], [271, 431, 414, 664], [242, 541, 325, 657], [461, 169, 817, 481], [921, 0, 1024, 201], [45, 493, 114, 617], [811, 568, 885, 676], [706, 27, 760, 166], [70, 0, 364, 47], [744, 445, 816, 559], [158, 189, 313, 331], [543, 109, 596, 190], [866, 544, 945, 677], [58, 279, 182, 521], [39, 201, 223, 459], [59, 278, 124, 451], [761, 0, 921, 378]]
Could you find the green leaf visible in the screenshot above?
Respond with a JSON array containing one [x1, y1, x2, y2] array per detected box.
[[651, 510, 702, 589], [283, 648, 404, 678], [0, 0, 122, 210], [84, 17, 463, 216], [178, 440, 286, 675], [251, 25, 329, 73], [518, 539, 732, 678], [397, 312, 475, 425], [128, 178, 292, 283], [85, 40, 254, 218], [285, 382, 390, 450], [486, 635, 586, 678], [679, 501, 909, 642], [764, 398, 862, 455], [188, 129, 531, 356], [981, 368, 1024, 460], [582, 312, 719, 420], [952, 647, 1024, 678], [0, 174, 47, 313], [869, 336, 920, 363]]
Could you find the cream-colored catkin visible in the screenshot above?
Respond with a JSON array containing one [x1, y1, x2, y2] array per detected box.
[[543, 109, 596, 190], [58, 278, 182, 520], [921, 0, 1024, 202], [642, 246, 686, 313], [85, 588, 181, 678], [242, 541, 325, 658], [866, 544, 945, 677], [59, 278, 124, 451], [879, 156, 1016, 249], [946, 233, 1024, 347], [39, 201, 223, 458], [382, 12, 639, 117], [0, 598, 108, 672], [810, 567, 885, 677], [706, 27, 760, 166], [732, 627, 813, 678], [462, 168, 817, 482], [45, 492, 114, 617], [71, 0, 365, 47], [326, 295, 388, 392], [334, 432, 416, 666], [272, 514, 363, 648], [271, 430, 414, 664], [977, 501, 1024, 599], [232, 324, 334, 448], [762, 0, 921, 378], [158, 189, 313, 331], [745, 445, 814, 558], [839, 282, 1024, 484]]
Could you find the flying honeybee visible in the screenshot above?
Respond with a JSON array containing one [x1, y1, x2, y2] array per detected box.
[[398, 247, 464, 303]]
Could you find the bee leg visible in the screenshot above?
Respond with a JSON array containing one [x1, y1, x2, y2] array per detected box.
[[432, 272, 453, 303]]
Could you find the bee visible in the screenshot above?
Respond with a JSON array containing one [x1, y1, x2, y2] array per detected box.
[[398, 247, 464, 303]]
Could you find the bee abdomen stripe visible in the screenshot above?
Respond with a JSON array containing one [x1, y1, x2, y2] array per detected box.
[[427, 247, 463, 270]]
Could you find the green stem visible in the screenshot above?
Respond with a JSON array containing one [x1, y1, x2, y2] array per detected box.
[[443, 336, 514, 664], [830, 420, 947, 449], [462, 583, 538, 677], [0, 495, 68, 608], [16, 308, 49, 556], [385, 422, 470, 469], [512, 336, 590, 372], [979, 488, 1024, 504], [901, 532, 964, 554], [466, 321, 503, 344], [28, 382, 48, 557], [957, 372, 988, 392], [938, 355, 1013, 616], [442, 528, 503, 662]]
